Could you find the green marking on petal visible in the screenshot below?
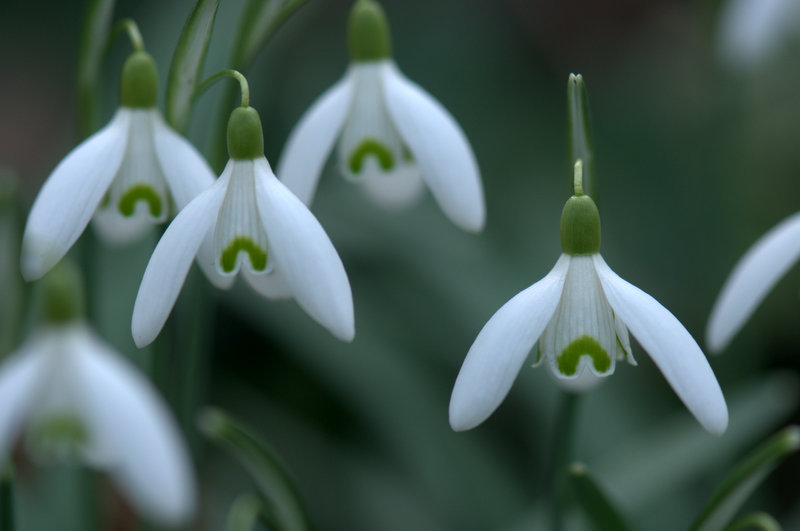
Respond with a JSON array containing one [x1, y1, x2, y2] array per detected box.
[[221, 237, 268, 273], [118, 184, 163, 217], [556, 334, 611, 376], [33, 414, 88, 446], [349, 138, 395, 174]]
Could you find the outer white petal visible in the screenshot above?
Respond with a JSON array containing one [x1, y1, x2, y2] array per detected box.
[[152, 112, 215, 210], [0, 339, 50, 458], [132, 170, 229, 348], [21, 110, 131, 280], [593, 255, 728, 435], [71, 328, 194, 525], [707, 211, 800, 352], [255, 159, 355, 341], [449, 255, 570, 431], [381, 62, 485, 232], [716, 0, 800, 69], [277, 75, 353, 206]]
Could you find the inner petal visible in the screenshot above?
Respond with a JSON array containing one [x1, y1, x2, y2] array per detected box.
[[104, 110, 168, 222], [214, 162, 272, 275], [540, 256, 618, 379], [26, 412, 89, 463], [338, 64, 408, 180]]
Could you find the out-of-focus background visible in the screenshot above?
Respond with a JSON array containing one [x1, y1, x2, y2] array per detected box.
[[1, 0, 799, 529]]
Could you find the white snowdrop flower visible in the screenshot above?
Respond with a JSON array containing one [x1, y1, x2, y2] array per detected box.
[[21, 51, 215, 281], [132, 105, 354, 347], [278, 0, 485, 232], [449, 163, 728, 435], [716, 0, 800, 69], [707, 211, 800, 352], [0, 264, 194, 526]]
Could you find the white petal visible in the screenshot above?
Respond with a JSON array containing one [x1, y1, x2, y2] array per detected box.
[[0, 339, 50, 458], [241, 266, 292, 299], [91, 205, 155, 244], [449, 255, 570, 431], [255, 159, 355, 341], [71, 328, 194, 525], [360, 163, 425, 210], [277, 75, 353, 206], [707, 211, 800, 352], [382, 62, 485, 232], [152, 112, 215, 210], [132, 169, 229, 348], [594, 255, 728, 435], [21, 110, 131, 280], [716, 0, 800, 69]]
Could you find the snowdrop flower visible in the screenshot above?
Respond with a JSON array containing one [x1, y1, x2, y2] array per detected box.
[[449, 162, 728, 435], [717, 0, 800, 69], [0, 263, 194, 526], [132, 103, 354, 347], [21, 49, 214, 281], [707, 212, 800, 352], [278, 0, 485, 232]]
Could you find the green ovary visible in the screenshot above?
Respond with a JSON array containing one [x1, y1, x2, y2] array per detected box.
[[33, 414, 88, 446], [118, 184, 163, 217], [556, 334, 611, 376], [349, 138, 395, 174], [221, 237, 268, 273]]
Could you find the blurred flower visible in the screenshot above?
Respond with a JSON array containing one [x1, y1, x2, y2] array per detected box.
[[449, 174, 728, 435], [707, 212, 800, 352], [0, 263, 194, 526], [21, 51, 214, 281], [278, 0, 484, 232], [716, 0, 800, 69], [132, 106, 354, 347]]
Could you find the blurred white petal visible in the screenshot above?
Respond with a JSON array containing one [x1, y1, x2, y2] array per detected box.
[[132, 170, 229, 348], [717, 0, 800, 69], [449, 255, 569, 431], [382, 62, 485, 232], [255, 159, 355, 341], [278, 76, 353, 205], [152, 112, 215, 210], [72, 327, 194, 526], [594, 255, 728, 435], [21, 110, 131, 280], [707, 211, 800, 352], [360, 163, 425, 210]]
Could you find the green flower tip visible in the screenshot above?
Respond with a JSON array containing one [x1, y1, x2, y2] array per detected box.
[[348, 0, 392, 61], [41, 260, 85, 323], [227, 106, 264, 160], [560, 194, 601, 255], [120, 51, 158, 108]]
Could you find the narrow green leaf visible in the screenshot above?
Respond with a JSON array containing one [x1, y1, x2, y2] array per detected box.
[[725, 512, 782, 531], [165, 0, 220, 132], [198, 407, 310, 531], [76, 0, 116, 138], [691, 425, 800, 531], [566, 73, 595, 198], [0, 170, 24, 358], [568, 462, 630, 531], [233, 0, 310, 69], [225, 493, 266, 531]]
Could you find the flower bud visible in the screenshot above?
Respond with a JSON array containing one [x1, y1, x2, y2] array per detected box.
[[560, 195, 601, 255], [120, 51, 158, 108], [227, 106, 264, 160], [348, 0, 392, 61]]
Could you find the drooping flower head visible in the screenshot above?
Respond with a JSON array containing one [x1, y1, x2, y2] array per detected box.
[[21, 36, 215, 281], [133, 76, 354, 347], [449, 161, 728, 435], [278, 0, 485, 232], [0, 261, 195, 526]]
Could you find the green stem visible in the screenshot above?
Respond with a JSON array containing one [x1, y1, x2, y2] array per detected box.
[[573, 159, 584, 196], [111, 18, 145, 52], [549, 392, 580, 531], [1, 462, 14, 531], [197, 69, 250, 108], [724, 512, 782, 531]]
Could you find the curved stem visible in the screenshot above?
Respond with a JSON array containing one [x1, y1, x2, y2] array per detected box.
[[197, 69, 250, 107], [111, 18, 145, 52]]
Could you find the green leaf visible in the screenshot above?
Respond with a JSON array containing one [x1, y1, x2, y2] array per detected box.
[[224, 493, 267, 531], [165, 0, 220, 132], [690, 425, 800, 531], [0, 170, 24, 358], [198, 407, 310, 531], [1, 462, 14, 531], [725, 512, 782, 531], [232, 0, 310, 69], [76, 0, 116, 137], [568, 462, 630, 531], [566, 73, 595, 198]]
